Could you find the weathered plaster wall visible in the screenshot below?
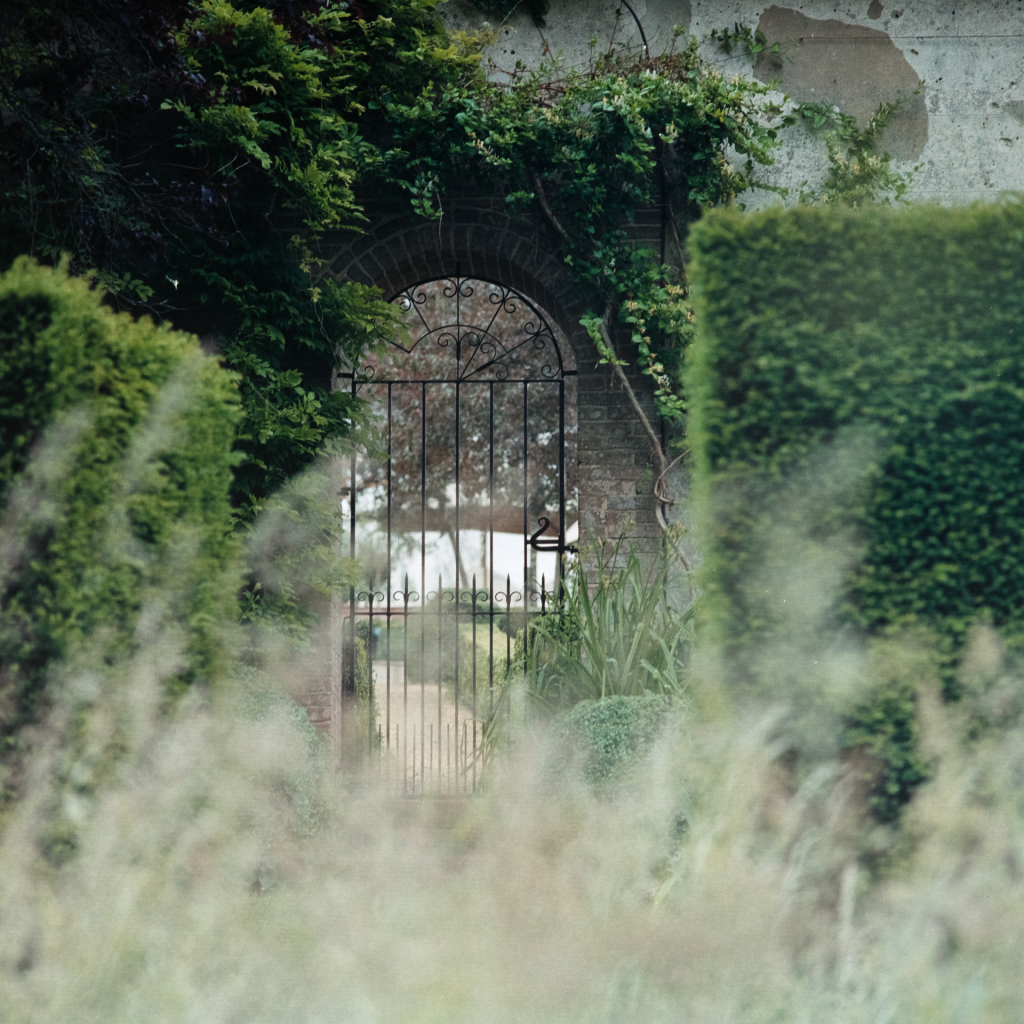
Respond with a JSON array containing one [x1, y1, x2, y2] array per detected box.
[[441, 0, 1024, 206]]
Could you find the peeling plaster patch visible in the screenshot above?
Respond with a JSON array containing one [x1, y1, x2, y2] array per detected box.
[[649, 0, 692, 40], [752, 6, 928, 161], [867, 0, 883, 18], [1007, 101, 1024, 126]]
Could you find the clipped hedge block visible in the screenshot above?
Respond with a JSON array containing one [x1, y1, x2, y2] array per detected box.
[[687, 199, 1024, 817], [0, 258, 241, 761], [689, 199, 1024, 659]]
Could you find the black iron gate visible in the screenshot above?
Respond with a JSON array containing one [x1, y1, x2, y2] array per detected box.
[[334, 276, 577, 791]]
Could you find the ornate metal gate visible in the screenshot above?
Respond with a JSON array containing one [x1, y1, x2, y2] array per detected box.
[[334, 276, 577, 791]]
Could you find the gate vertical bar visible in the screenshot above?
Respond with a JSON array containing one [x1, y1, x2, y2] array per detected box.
[[386, 383, 393, 752], [421, 382, 428, 781], [506, 574, 512, 670], [453, 293, 461, 774], [471, 573, 478, 791], [367, 591, 375, 752], [347, 371, 357, 747], [331, 368, 355, 770], [415, 572, 423, 791], [522, 381, 529, 660], [558, 377, 566, 596], [489, 381, 495, 713]]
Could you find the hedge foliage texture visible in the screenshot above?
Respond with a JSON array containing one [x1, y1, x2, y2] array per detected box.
[[686, 200, 1024, 816], [688, 199, 1024, 656], [0, 259, 241, 765]]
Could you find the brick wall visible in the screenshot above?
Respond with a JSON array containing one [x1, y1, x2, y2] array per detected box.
[[313, 187, 669, 559], [291, 190, 676, 740]]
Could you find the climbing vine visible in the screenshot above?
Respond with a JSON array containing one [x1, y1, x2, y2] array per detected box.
[[0, 1, 915, 530], [375, 32, 788, 520], [791, 100, 920, 206]]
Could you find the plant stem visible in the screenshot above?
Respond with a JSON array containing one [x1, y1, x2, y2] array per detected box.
[[597, 300, 673, 532], [531, 172, 570, 245]]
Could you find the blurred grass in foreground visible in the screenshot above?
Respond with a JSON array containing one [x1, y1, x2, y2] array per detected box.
[[2, 390, 1023, 1024], [3, 605, 1024, 1023]]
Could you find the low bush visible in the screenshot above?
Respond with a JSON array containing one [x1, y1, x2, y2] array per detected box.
[[0, 258, 240, 807], [554, 694, 673, 792]]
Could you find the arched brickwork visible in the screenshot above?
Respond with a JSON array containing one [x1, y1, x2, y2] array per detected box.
[[315, 194, 665, 557]]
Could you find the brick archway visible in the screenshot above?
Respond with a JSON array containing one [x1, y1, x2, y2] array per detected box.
[[316, 196, 664, 556]]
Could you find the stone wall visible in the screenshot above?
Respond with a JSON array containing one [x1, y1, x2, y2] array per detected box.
[[441, 0, 1024, 207]]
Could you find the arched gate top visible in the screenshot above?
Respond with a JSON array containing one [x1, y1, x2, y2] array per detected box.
[[362, 275, 575, 383]]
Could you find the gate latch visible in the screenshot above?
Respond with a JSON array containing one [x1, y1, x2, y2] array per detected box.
[[528, 516, 578, 555]]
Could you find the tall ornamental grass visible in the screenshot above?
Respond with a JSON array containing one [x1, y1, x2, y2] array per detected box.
[[3, 597, 1024, 1022], [522, 543, 693, 708], [3, 421, 1023, 1023]]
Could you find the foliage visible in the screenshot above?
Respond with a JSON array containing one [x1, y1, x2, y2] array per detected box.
[[0, 0, 198, 275], [376, 22, 914, 436], [686, 198, 1024, 818], [518, 543, 691, 709], [0, 0, 895, 511], [231, 665, 331, 837], [162, 0, 472, 509], [380, 38, 786, 427], [0, 257, 240, 807], [708, 23, 784, 62], [0, 0, 928, 710], [553, 693, 672, 792], [708, 21, 919, 209], [844, 665, 930, 823], [239, 463, 360, 645], [0, 0, 472, 512], [790, 100, 920, 207]]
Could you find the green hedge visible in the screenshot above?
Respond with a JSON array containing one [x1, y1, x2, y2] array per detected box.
[[0, 259, 241, 771], [686, 200, 1024, 817]]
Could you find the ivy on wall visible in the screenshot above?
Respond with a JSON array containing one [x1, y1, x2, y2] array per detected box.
[[0, 1, 912, 531]]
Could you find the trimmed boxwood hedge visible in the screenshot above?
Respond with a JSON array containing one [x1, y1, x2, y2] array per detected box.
[[0, 258, 241, 785], [686, 199, 1024, 818]]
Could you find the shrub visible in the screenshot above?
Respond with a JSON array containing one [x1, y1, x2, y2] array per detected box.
[[0, 258, 241, 801], [521, 544, 692, 710], [554, 694, 673, 792], [686, 199, 1024, 819]]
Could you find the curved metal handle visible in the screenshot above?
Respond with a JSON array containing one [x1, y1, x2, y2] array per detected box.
[[528, 516, 579, 554]]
